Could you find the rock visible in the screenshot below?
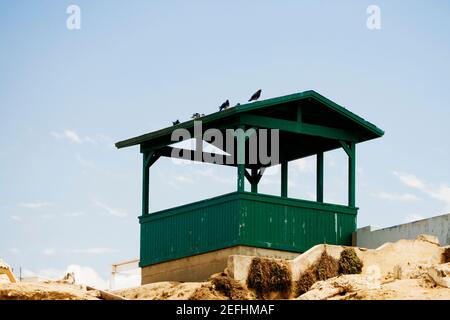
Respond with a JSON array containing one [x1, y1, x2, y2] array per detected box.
[[416, 234, 440, 246], [427, 263, 450, 288], [392, 263, 432, 280], [297, 274, 380, 300]]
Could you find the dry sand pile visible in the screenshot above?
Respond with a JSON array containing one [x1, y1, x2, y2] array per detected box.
[[1, 236, 449, 300]]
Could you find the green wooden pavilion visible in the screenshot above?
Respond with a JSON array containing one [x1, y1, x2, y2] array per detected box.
[[116, 90, 384, 283]]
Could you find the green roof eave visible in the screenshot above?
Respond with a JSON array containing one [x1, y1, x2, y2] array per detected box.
[[115, 90, 384, 149]]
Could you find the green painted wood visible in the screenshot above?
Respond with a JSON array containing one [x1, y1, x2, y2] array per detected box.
[[348, 142, 356, 207], [139, 193, 241, 266], [116, 90, 384, 150], [250, 168, 258, 193], [239, 114, 358, 142], [139, 192, 357, 266], [339, 140, 351, 156], [316, 152, 324, 202], [297, 105, 303, 124], [142, 151, 151, 215], [237, 125, 246, 192], [281, 161, 288, 197]]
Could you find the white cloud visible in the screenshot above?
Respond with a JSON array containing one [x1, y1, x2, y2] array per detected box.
[[112, 269, 141, 290], [372, 192, 419, 202], [194, 168, 235, 185], [94, 200, 127, 218], [175, 175, 195, 184], [64, 211, 85, 217], [51, 130, 82, 143], [393, 171, 450, 210], [67, 248, 118, 255], [293, 158, 315, 174], [21, 264, 140, 290], [10, 215, 22, 222], [19, 201, 52, 209], [259, 177, 277, 186], [52, 130, 113, 147], [23, 265, 109, 290], [393, 171, 426, 190], [67, 265, 109, 289], [43, 248, 56, 255], [19, 268, 57, 281], [64, 130, 82, 143]]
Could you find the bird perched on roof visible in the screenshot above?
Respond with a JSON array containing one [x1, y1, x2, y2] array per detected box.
[[219, 99, 230, 111], [192, 113, 203, 119], [248, 89, 262, 102], [172, 119, 180, 125]]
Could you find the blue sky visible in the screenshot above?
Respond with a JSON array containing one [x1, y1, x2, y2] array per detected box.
[[1, 1, 450, 286]]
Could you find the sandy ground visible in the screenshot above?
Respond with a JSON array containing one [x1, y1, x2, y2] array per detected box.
[[1, 237, 449, 300], [1, 275, 449, 300], [0, 282, 102, 300], [113, 281, 204, 300], [345, 279, 450, 300]]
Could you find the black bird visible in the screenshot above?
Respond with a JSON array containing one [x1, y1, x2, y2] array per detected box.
[[219, 99, 230, 111], [248, 89, 262, 102], [172, 119, 180, 125], [192, 113, 201, 119]]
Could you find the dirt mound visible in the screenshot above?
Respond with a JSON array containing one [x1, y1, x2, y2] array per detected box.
[[189, 273, 254, 300], [114, 281, 202, 300], [0, 282, 101, 300], [189, 283, 229, 300], [246, 257, 292, 299]]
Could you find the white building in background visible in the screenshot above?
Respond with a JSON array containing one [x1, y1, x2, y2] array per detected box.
[[356, 213, 450, 249]]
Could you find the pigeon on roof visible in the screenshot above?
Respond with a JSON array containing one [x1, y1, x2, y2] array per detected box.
[[219, 99, 230, 111], [172, 120, 180, 125], [248, 89, 262, 102]]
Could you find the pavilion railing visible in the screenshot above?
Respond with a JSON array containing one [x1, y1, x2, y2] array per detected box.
[[139, 192, 357, 266]]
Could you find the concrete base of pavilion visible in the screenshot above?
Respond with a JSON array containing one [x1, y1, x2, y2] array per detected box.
[[141, 246, 299, 284]]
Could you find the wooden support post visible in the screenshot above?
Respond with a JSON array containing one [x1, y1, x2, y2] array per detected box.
[[237, 126, 245, 192], [281, 161, 288, 197], [142, 150, 160, 215], [251, 168, 258, 193], [348, 142, 356, 208], [316, 152, 324, 202], [340, 141, 356, 207], [142, 151, 151, 215]]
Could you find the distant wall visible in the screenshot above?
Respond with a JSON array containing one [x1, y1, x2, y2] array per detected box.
[[356, 214, 450, 249]]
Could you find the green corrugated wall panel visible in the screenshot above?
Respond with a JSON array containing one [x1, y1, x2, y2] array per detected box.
[[139, 192, 357, 266], [238, 196, 356, 252], [139, 193, 241, 266]]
